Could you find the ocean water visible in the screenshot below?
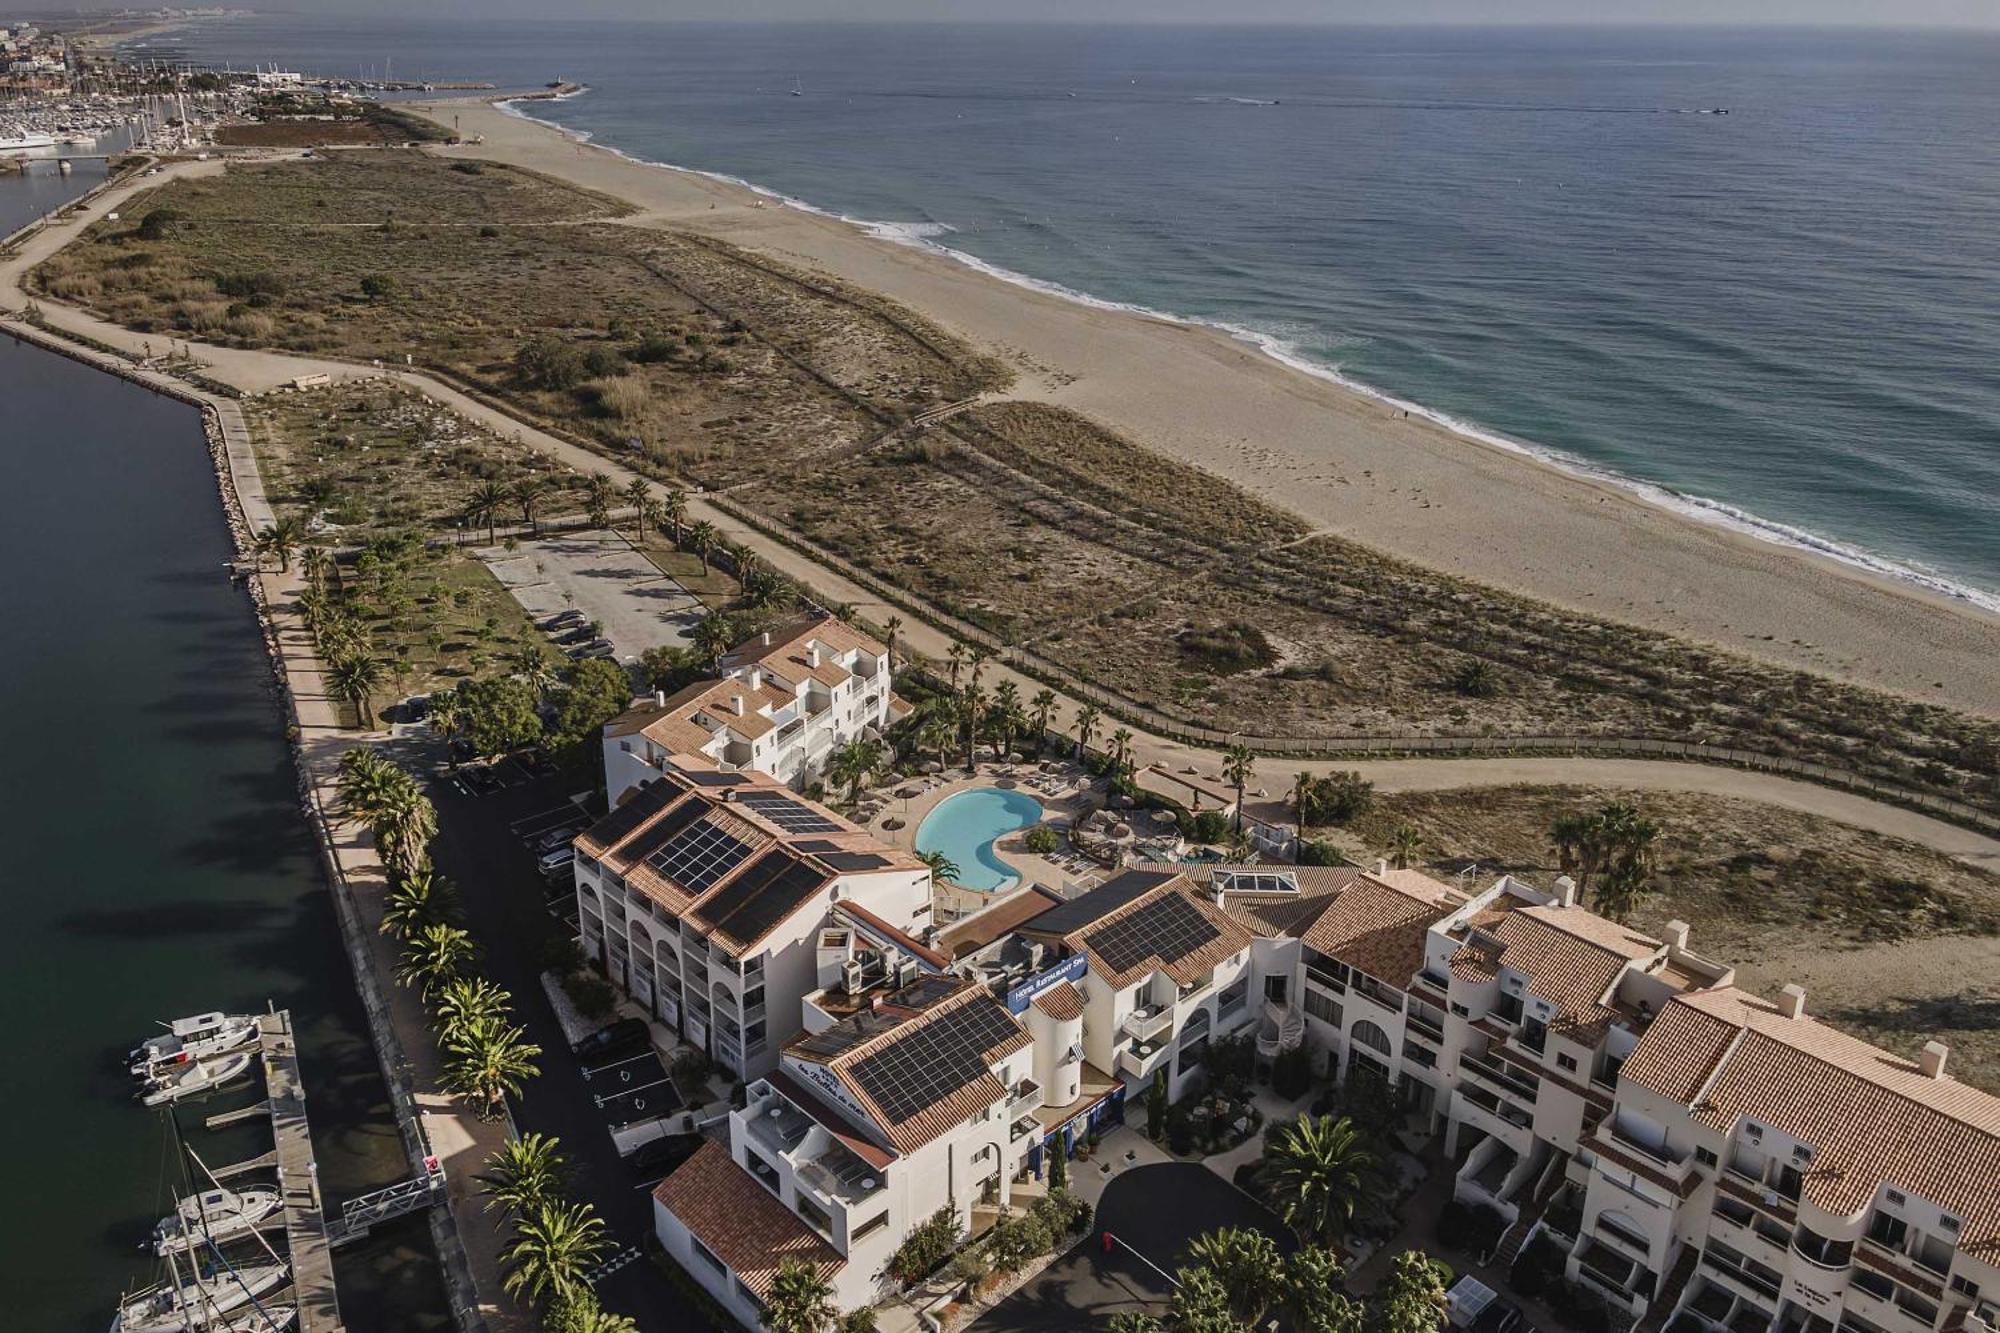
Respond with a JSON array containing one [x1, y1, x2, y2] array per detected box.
[[152, 19, 2000, 604]]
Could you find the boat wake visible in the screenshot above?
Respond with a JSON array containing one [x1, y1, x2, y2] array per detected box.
[[496, 92, 1998, 618]]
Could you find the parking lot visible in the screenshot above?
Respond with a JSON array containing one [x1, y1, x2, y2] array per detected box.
[[477, 530, 704, 665]]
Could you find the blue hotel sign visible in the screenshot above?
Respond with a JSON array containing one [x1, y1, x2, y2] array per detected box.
[[1005, 953, 1089, 1014]]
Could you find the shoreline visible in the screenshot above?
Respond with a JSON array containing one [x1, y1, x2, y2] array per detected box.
[[436, 93, 2000, 717], [498, 91, 1997, 621]]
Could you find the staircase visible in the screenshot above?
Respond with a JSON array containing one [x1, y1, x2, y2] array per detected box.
[[1489, 1149, 1571, 1269], [1255, 1000, 1305, 1059], [1633, 1247, 1700, 1333]]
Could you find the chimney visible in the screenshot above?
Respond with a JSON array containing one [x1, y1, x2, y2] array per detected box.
[[653, 689, 667, 708], [1373, 858, 1389, 877], [1662, 919, 1690, 951], [761, 631, 772, 647], [1778, 984, 1807, 1020], [728, 693, 745, 716], [1920, 1041, 1950, 1080], [807, 642, 823, 669], [747, 666, 763, 691], [1552, 875, 1579, 908]]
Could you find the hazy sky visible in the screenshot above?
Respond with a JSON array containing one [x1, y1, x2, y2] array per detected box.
[[38, 1, 2000, 26]]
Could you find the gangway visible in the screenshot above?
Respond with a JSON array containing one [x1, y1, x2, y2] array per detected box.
[[326, 1156, 448, 1249]]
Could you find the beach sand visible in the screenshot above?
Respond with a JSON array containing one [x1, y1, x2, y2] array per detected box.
[[429, 97, 2000, 718]]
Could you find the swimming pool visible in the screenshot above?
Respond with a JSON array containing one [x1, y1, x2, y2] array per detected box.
[[915, 787, 1045, 893]]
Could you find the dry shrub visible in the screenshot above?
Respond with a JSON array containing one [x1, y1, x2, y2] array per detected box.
[[227, 311, 278, 340], [46, 273, 101, 301], [177, 301, 231, 333], [592, 376, 651, 421]]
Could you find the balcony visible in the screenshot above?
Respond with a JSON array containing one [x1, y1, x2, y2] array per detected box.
[[1122, 1006, 1173, 1042], [1351, 974, 1407, 1014], [1576, 1238, 1641, 1295], [1608, 1124, 1686, 1170], [1305, 959, 1348, 993], [1792, 1228, 1854, 1273], [1407, 1012, 1446, 1045], [1457, 1082, 1534, 1131], [1701, 1248, 1783, 1303], [1118, 1038, 1172, 1080], [1461, 1050, 1541, 1105], [1008, 1078, 1043, 1116], [1010, 1115, 1040, 1145]]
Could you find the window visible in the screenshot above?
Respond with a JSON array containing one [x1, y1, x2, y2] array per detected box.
[[1557, 1053, 1579, 1073], [1867, 1212, 1909, 1251], [1493, 991, 1524, 1023], [690, 1236, 728, 1276], [853, 1211, 890, 1244], [1522, 1017, 1549, 1053], [1451, 1003, 1471, 1018], [1949, 1276, 1981, 1299], [1303, 989, 1343, 1028], [1915, 1234, 1953, 1275], [1695, 1147, 1718, 1168], [1851, 1270, 1895, 1303]]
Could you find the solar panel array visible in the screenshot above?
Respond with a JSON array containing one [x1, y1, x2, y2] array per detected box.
[[695, 850, 830, 947], [848, 997, 1021, 1125], [1212, 870, 1299, 896], [793, 1010, 901, 1062], [1086, 893, 1221, 974], [732, 790, 843, 834], [582, 783, 684, 852], [647, 818, 754, 893]]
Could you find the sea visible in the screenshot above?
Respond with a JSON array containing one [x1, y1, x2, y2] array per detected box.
[[146, 18, 2000, 610], [0, 165, 449, 1329]]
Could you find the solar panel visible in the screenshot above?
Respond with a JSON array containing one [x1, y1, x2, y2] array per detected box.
[[695, 850, 829, 947], [848, 998, 1021, 1125], [683, 771, 748, 787], [817, 851, 890, 872], [580, 782, 684, 852], [732, 790, 843, 834], [1087, 893, 1221, 974], [617, 795, 708, 864], [792, 1010, 902, 1062], [1213, 870, 1299, 895], [647, 819, 755, 893], [1021, 869, 1175, 937]]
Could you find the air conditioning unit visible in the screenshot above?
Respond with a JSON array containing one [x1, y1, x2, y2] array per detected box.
[[841, 959, 865, 995], [896, 958, 920, 988]]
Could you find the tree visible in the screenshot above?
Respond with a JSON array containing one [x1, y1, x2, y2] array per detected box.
[[515, 334, 588, 392], [1145, 1068, 1169, 1139], [1259, 1114, 1374, 1247], [455, 675, 544, 758], [300, 543, 332, 593], [546, 1289, 639, 1333], [1367, 1251, 1448, 1333], [1296, 771, 1376, 828], [380, 865, 459, 940], [1385, 824, 1423, 870], [660, 487, 687, 542], [552, 657, 636, 761], [466, 480, 509, 545], [883, 615, 903, 670], [887, 1206, 960, 1286], [435, 975, 510, 1040], [328, 652, 384, 729], [397, 921, 478, 1003], [1222, 743, 1256, 835], [1047, 1142, 1068, 1192], [1108, 727, 1134, 779], [691, 610, 736, 667], [499, 1198, 608, 1307], [512, 474, 552, 535], [1294, 770, 1316, 832], [428, 689, 465, 757], [827, 737, 884, 806], [476, 1133, 569, 1217], [336, 748, 401, 828], [445, 1013, 543, 1119], [1073, 703, 1101, 761], [988, 1210, 1053, 1275], [946, 642, 967, 690], [509, 643, 560, 703], [961, 683, 985, 769], [766, 1258, 838, 1333], [916, 848, 961, 885], [1550, 801, 1659, 918], [685, 520, 717, 576], [622, 477, 652, 542], [1185, 1227, 1286, 1327], [992, 681, 1022, 756], [585, 472, 616, 530], [1288, 1246, 1363, 1333], [1030, 689, 1057, 747], [374, 781, 438, 883], [639, 644, 704, 693], [1166, 1265, 1242, 1333]]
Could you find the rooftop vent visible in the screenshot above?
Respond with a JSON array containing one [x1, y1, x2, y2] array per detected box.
[[1778, 984, 1807, 1020], [1551, 875, 1579, 908], [1920, 1040, 1950, 1080], [1662, 919, 1690, 950]]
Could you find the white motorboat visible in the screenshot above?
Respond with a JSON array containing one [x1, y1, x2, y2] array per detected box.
[[132, 1014, 259, 1076], [111, 1261, 289, 1332], [140, 1050, 255, 1107], [0, 129, 57, 154], [153, 1188, 284, 1256]]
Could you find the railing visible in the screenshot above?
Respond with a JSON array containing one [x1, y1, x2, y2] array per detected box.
[[1608, 1125, 1685, 1169], [1462, 1051, 1541, 1104], [1408, 1012, 1446, 1044], [1305, 961, 1348, 993], [1457, 1082, 1534, 1130], [1351, 975, 1407, 1013], [1122, 1007, 1173, 1041]]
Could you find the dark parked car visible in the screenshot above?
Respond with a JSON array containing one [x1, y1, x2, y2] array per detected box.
[[555, 626, 596, 646], [624, 1132, 701, 1183], [572, 1018, 653, 1065], [541, 610, 587, 632]]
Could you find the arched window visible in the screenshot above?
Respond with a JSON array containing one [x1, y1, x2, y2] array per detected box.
[[1351, 1019, 1393, 1056], [1178, 1008, 1212, 1047]]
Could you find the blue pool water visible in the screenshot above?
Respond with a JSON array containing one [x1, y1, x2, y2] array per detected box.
[[916, 788, 1045, 893]]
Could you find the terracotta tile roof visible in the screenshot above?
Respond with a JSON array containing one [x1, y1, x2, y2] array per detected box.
[[1032, 981, 1085, 1022], [721, 614, 885, 691], [790, 981, 1031, 1155], [833, 900, 950, 970], [1300, 872, 1460, 985], [1065, 882, 1255, 989], [1151, 862, 1364, 939], [653, 1140, 842, 1301], [1464, 907, 1660, 1036], [937, 885, 1063, 960], [1633, 988, 2000, 1252], [1623, 996, 1743, 1106], [607, 677, 796, 757]]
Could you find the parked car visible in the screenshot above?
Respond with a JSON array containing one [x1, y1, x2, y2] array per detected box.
[[555, 626, 596, 646], [533, 826, 580, 853], [536, 845, 576, 877], [461, 765, 503, 796], [573, 1018, 653, 1064], [623, 1132, 701, 1183], [541, 610, 587, 632], [516, 749, 558, 778]]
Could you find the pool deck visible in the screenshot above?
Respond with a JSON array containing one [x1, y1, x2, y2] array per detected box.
[[863, 762, 1111, 918]]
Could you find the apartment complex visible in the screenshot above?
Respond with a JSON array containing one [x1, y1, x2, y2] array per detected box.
[[601, 614, 900, 803], [571, 765, 932, 1080]]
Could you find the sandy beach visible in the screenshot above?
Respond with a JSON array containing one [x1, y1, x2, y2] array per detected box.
[[423, 96, 1999, 719]]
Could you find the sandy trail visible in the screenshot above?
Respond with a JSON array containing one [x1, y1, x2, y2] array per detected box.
[[427, 97, 2000, 719]]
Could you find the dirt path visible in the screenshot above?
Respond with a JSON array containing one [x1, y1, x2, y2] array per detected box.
[[6, 158, 1998, 877]]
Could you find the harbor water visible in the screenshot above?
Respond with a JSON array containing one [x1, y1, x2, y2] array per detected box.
[[0, 165, 449, 1330]]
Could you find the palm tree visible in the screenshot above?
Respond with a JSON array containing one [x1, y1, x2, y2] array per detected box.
[[691, 611, 735, 667], [661, 487, 688, 543], [512, 474, 552, 535], [961, 683, 985, 769], [498, 1198, 608, 1307], [476, 1133, 570, 1217], [916, 848, 961, 885], [684, 520, 717, 576], [1593, 804, 1660, 922], [509, 643, 558, 701], [765, 1258, 838, 1333], [328, 652, 384, 729], [428, 690, 465, 758], [827, 737, 884, 806], [300, 543, 332, 595], [547, 1292, 639, 1333], [1385, 824, 1423, 870], [622, 477, 652, 541], [1222, 743, 1256, 835], [883, 615, 903, 670], [1293, 770, 1316, 833], [968, 645, 991, 691], [254, 517, 304, 573], [1030, 689, 1056, 748], [1550, 810, 1599, 887], [915, 714, 954, 767], [585, 472, 616, 530], [945, 642, 967, 690], [380, 865, 459, 940], [1073, 703, 1100, 761], [1108, 727, 1134, 779], [1258, 1114, 1374, 1247], [445, 1013, 543, 1120], [1184, 1227, 1286, 1328], [991, 681, 1021, 756], [465, 480, 509, 545], [374, 782, 438, 883], [435, 975, 510, 1040], [336, 748, 401, 828], [397, 921, 478, 1003]]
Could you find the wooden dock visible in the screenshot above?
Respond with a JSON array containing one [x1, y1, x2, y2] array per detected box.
[[259, 1008, 344, 1333]]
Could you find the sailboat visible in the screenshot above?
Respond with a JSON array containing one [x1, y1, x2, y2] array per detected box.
[[791, 78, 804, 97], [153, 1188, 284, 1257]]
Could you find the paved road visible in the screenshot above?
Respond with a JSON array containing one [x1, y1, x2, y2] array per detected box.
[[6, 156, 1997, 872]]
